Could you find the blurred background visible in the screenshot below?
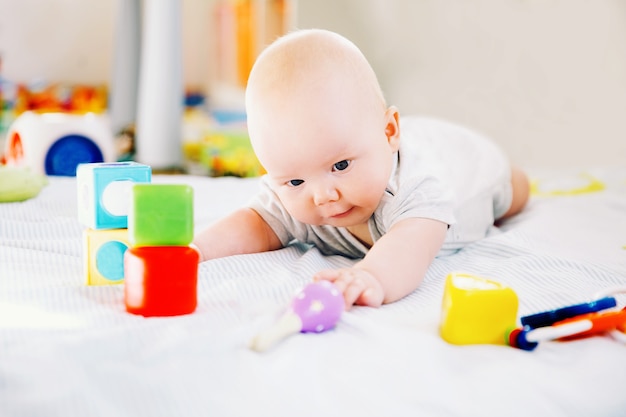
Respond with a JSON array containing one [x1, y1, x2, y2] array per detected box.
[[0, 0, 624, 173]]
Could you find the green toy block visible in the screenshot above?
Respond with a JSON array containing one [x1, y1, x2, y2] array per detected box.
[[129, 184, 194, 246]]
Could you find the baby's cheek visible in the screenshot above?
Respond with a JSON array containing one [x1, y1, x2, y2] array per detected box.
[[353, 180, 386, 208], [282, 198, 321, 225]]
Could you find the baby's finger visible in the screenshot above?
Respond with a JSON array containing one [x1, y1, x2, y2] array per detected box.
[[356, 287, 384, 307], [342, 276, 368, 309], [314, 270, 350, 294], [312, 269, 339, 282]]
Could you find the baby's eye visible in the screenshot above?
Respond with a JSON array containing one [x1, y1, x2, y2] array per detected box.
[[288, 179, 304, 187], [333, 160, 350, 171]]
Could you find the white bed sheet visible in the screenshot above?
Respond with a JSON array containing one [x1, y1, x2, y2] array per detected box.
[[1, 167, 625, 417]]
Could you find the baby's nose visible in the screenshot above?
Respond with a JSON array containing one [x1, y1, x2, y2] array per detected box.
[[313, 183, 339, 206]]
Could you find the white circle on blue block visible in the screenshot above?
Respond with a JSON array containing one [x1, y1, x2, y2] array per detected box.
[[101, 180, 134, 217], [96, 241, 128, 281]]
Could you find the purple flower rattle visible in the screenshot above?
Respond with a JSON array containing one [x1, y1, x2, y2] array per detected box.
[[249, 281, 344, 352]]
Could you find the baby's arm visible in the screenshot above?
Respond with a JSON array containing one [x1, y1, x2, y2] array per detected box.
[[193, 208, 283, 262], [314, 217, 448, 309]]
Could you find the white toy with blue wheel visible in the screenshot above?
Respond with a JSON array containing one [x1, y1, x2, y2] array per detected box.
[[3, 111, 116, 176]]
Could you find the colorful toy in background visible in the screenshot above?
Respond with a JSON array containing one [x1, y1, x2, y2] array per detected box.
[[183, 127, 264, 178], [78, 162, 152, 285], [182, 91, 265, 178], [530, 173, 606, 197], [0, 63, 263, 178], [0, 77, 264, 178], [5, 111, 116, 176], [10, 81, 107, 115], [0, 79, 107, 156], [249, 280, 344, 352], [125, 183, 198, 317], [439, 272, 626, 350]]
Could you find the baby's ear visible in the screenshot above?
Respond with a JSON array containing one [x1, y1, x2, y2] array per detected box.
[[384, 106, 401, 151]]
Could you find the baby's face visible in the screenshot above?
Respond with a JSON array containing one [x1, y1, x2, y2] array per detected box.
[[251, 89, 398, 229]]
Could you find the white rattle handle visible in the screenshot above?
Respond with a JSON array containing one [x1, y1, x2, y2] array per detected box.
[[249, 311, 302, 352]]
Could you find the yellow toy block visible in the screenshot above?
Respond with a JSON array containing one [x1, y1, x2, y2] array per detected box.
[[83, 228, 130, 285], [440, 272, 518, 345]]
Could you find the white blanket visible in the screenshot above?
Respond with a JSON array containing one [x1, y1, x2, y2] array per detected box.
[[1, 168, 625, 417]]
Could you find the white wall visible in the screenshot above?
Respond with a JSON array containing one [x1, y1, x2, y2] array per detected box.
[[0, 0, 115, 84], [0, 0, 213, 88], [1, 0, 625, 169], [296, 0, 626, 169]]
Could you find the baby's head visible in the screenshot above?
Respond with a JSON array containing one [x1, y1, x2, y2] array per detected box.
[[246, 29, 400, 228]]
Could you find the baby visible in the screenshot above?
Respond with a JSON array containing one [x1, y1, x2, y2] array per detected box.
[[193, 29, 529, 309]]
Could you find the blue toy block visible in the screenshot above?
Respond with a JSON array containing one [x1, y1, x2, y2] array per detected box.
[[77, 162, 151, 230]]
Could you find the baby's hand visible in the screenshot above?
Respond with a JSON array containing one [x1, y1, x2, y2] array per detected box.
[[313, 267, 384, 309]]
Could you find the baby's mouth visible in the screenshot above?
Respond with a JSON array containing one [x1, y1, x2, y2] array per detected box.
[[329, 207, 354, 219]]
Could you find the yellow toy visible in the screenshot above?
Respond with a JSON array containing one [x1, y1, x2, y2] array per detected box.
[[440, 272, 518, 345], [83, 228, 130, 286]]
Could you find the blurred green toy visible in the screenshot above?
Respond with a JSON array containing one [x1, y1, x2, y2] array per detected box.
[[183, 130, 265, 178], [0, 165, 48, 202]]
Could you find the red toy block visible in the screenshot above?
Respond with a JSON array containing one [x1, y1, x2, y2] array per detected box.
[[124, 246, 199, 317]]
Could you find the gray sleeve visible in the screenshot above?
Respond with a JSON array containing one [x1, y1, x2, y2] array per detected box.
[[376, 175, 457, 233], [248, 176, 302, 247]]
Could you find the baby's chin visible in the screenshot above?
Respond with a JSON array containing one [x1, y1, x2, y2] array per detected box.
[[296, 217, 355, 228], [320, 216, 371, 229]]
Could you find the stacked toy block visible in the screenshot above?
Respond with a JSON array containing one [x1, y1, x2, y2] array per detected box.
[[78, 162, 152, 285], [124, 183, 199, 316]]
